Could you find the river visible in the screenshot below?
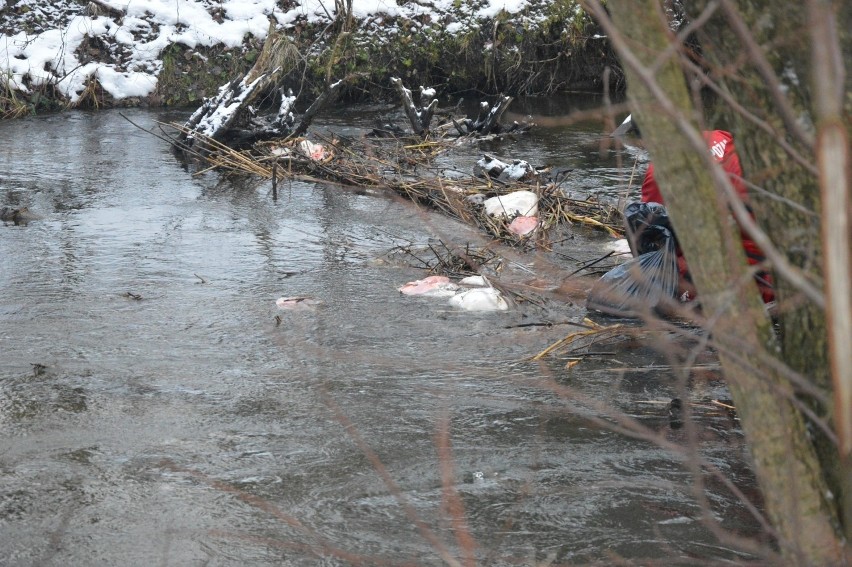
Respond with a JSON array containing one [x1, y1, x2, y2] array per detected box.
[[0, 100, 762, 565]]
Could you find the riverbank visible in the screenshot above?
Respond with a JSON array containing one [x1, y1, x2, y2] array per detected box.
[[0, 0, 618, 117]]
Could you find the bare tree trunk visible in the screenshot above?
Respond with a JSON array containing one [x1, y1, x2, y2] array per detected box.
[[690, 0, 831, 392], [590, 1, 844, 562], [685, 0, 851, 545], [808, 0, 852, 540]]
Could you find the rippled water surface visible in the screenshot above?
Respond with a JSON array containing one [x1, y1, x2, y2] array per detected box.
[[0, 102, 761, 565]]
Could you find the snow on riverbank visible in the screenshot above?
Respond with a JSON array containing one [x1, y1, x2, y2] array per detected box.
[[0, 0, 551, 104]]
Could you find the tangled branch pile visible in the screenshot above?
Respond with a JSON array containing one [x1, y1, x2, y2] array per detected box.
[[167, 121, 624, 247]]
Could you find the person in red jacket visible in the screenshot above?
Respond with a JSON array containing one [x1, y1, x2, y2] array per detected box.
[[639, 130, 775, 303]]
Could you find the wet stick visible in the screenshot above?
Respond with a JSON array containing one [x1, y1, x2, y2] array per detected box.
[[272, 160, 278, 200]]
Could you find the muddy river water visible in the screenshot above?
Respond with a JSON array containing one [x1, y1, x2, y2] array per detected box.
[[1, 100, 762, 565]]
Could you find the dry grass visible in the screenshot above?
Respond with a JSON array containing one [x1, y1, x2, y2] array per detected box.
[[531, 317, 636, 360], [1, 77, 31, 119]]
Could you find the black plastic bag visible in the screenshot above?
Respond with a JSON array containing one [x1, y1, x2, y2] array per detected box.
[[624, 201, 677, 255], [587, 225, 679, 316]]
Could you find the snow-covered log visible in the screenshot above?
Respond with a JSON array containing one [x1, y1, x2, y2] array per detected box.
[[177, 17, 348, 152], [179, 22, 290, 146], [181, 72, 275, 143]]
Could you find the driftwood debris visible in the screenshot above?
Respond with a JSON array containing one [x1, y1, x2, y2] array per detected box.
[[391, 77, 438, 136], [212, 80, 345, 149], [180, 22, 289, 144], [290, 79, 345, 139], [178, 23, 344, 151], [389, 78, 525, 140], [180, 73, 277, 145], [453, 96, 514, 136], [224, 86, 297, 146]]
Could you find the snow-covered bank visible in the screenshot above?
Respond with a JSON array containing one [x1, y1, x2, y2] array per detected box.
[[1, 0, 285, 103], [0, 0, 611, 112]]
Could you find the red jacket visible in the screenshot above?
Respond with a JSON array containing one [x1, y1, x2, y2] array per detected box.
[[640, 130, 774, 303]]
